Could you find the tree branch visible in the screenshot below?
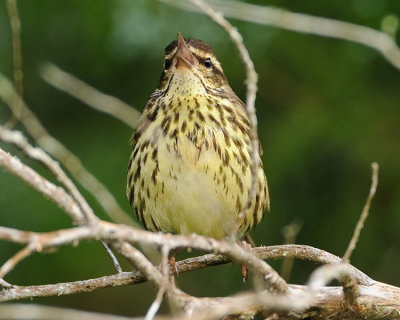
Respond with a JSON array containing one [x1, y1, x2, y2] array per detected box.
[[0, 221, 398, 317], [40, 63, 141, 129], [162, 0, 400, 71], [343, 162, 379, 262], [189, 0, 264, 236], [0, 245, 33, 279], [0, 303, 136, 320], [5, 0, 23, 127]]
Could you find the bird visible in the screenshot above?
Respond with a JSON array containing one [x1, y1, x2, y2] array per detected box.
[[127, 33, 269, 240]]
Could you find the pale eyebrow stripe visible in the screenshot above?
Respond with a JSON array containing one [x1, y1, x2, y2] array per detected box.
[[191, 52, 224, 74]]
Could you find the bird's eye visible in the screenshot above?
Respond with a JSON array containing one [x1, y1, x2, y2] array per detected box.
[[164, 59, 172, 70], [204, 58, 212, 68]]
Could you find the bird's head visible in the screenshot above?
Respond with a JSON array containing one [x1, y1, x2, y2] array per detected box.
[[158, 33, 230, 95]]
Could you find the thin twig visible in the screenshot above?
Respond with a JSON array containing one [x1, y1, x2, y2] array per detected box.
[[1, 262, 398, 317], [0, 225, 373, 287], [0, 221, 288, 293], [280, 220, 302, 282], [5, 0, 23, 128], [188, 0, 264, 237], [0, 245, 33, 278], [162, 0, 400, 71], [0, 271, 142, 302], [343, 162, 379, 262], [145, 287, 166, 320], [176, 290, 308, 320], [0, 71, 138, 227], [40, 63, 141, 129], [145, 245, 169, 320], [101, 241, 122, 274], [0, 303, 136, 320]]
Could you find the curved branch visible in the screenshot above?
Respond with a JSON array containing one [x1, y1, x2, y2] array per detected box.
[[189, 0, 263, 235], [0, 245, 33, 278], [5, 0, 23, 127], [0, 223, 398, 318], [0, 226, 374, 301], [40, 63, 141, 129], [343, 162, 379, 262], [1, 277, 399, 319], [254, 245, 373, 286], [0, 221, 288, 293], [0, 303, 134, 320], [162, 0, 400, 71]]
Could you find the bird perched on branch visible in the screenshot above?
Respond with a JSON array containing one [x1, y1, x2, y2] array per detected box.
[[127, 33, 269, 240]]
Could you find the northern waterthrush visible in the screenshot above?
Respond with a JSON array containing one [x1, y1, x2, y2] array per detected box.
[[127, 33, 269, 239]]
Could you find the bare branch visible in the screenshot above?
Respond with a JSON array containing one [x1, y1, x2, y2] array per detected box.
[[0, 245, 33, 278], [174, 290, 309, 320], [1, 264, 399, 319], [101, 241, 123, 274], [162, 0, 400, 71], [255, 245, 373, 286], [188, 0, 264, 238], [0, 225, 398, 318], [0, 271, 142, 302], [40, 63, 141, 129], [0, 227, 373, 290], [144, 246, 169, 320], [145, 287, 166, 320], [0, 222, 287, 292], [5, 0, 23, 127], [0, 303, 136, 320], [0, 72, 138, 227], [0, 216, 370, 293], [343, 162, 379, 262], [280, 220, 302, 281], [0, 147, 83, 223], [0, 227, 39, 245]]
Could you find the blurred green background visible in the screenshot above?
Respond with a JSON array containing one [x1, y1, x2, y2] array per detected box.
[[0, 0, 399, 317]]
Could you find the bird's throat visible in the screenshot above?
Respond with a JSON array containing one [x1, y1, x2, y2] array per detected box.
[[168, 70, 206, 97]]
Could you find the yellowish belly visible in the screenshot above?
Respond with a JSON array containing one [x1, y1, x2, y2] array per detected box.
[[150, 136, 244, 238]]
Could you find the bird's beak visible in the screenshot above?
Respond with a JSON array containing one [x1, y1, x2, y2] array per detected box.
[[175, 32, 197, 68]]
